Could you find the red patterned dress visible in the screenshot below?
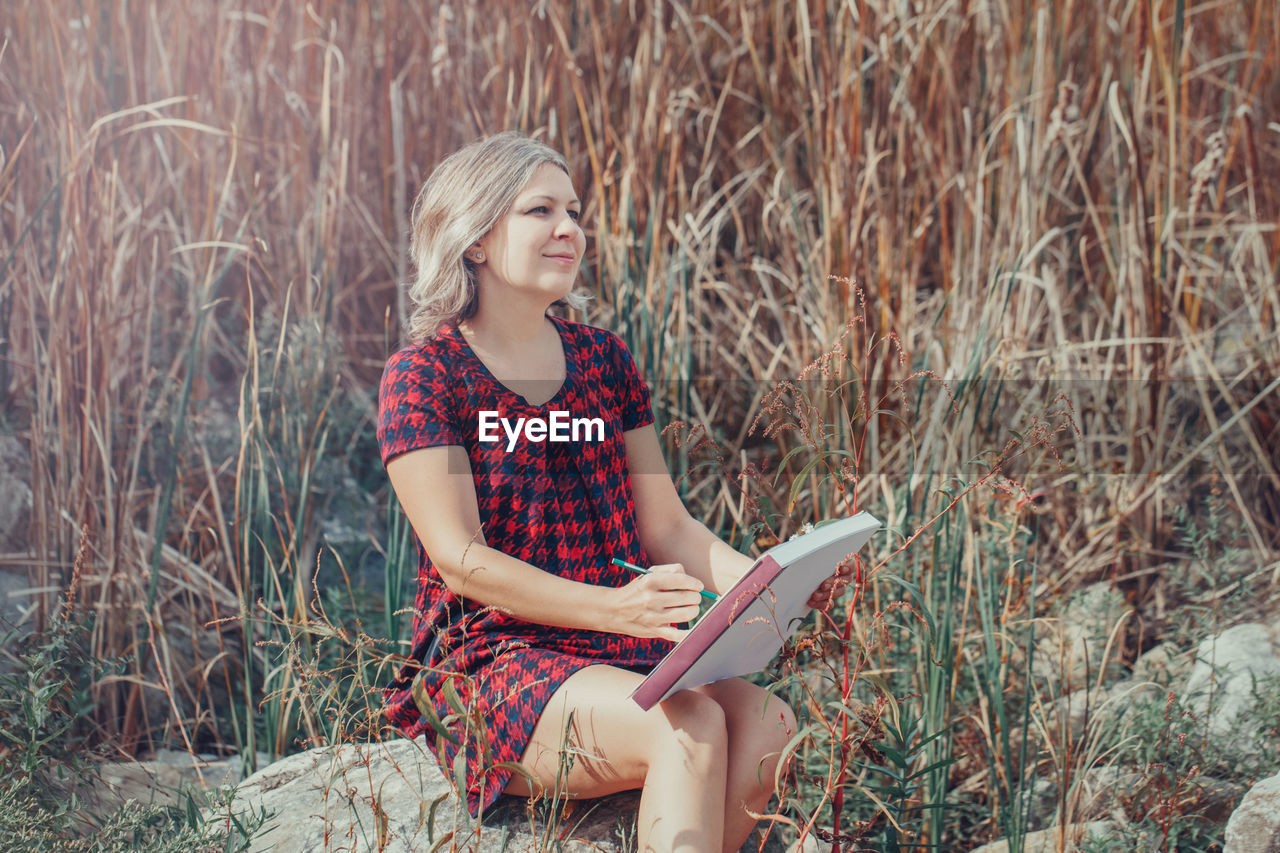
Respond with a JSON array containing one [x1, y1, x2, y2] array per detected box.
[[377, 315, 673, 815]]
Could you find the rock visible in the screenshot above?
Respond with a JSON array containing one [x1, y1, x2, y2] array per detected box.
[[969, 820, 1117, 853], [0, 434, 33, 555], [1049, 678, 1161, 744], [1006, 765, 1138, 835], [319, 472, 376, 548], [1071, 766, 1139, 823], [0, 568, 41, 672], [1034, 583, 1131, 690], [1016, 775, 1058, 831], [1183, 623, 1280, 762], [215, 739, 788, 852], [1040, 642, 1185, 744], [1225, 770, 1280, 853], [1267, 617, 1280, 650], [0, 568, 38, 633], [195, 398, 242, 474], [1129, 642, 1185, 685], [88, 749, 251, 819]]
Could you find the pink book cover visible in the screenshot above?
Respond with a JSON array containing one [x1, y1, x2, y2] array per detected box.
[[630, 512, 881, 710]]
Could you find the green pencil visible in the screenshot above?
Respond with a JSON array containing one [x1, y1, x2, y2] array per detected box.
[[611, 558, 719, 601]]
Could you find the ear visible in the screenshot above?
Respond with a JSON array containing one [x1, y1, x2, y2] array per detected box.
[[465, 242, 486, 264]]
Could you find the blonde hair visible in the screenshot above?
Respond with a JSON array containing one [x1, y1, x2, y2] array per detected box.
[[405, 132, 589, 341]]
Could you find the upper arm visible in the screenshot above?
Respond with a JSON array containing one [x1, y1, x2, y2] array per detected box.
[[377, 344, 481, 587], [385, 446, 486, 587]]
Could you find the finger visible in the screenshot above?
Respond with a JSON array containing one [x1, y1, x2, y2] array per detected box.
[[675, 589, 704, 607], [808, 586, 835, 606], [647, 562, 686, 575], [644, 572, 704, 593], [655, 591, 701, 613], [664, 604, 702, 623], [659, 625, 690, 643]]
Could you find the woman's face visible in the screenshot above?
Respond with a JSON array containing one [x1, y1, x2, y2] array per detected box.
[[472, 163, 586, 306]]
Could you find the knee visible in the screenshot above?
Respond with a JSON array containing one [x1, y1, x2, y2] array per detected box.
[[656, 689, 729, 753]]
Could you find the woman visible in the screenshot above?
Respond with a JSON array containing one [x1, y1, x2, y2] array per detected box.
[[378, 132, 845, 852]]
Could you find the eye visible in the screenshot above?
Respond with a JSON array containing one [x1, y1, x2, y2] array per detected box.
[[567, 209, 581, 222], [526, 205, 549, 215]]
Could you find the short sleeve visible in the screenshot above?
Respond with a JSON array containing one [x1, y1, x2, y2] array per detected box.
[[377, 345, 464, 464], [606, 332, 655, 432]]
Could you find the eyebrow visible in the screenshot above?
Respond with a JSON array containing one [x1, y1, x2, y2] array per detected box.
[[519, 193, 581, 207]]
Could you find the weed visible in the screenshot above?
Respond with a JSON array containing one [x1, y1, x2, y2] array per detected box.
[[3, 0, 1278, 849], [0, 602, 269, 851]]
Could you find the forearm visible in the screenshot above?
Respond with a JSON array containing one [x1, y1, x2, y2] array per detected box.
[[642, 515, 755, 596], [387, 445, 700, 641], [436, 542, 618, 633]]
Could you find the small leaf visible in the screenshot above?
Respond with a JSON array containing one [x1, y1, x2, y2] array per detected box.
[[425, 792, 449, 843], [452, 749, 469, 803]]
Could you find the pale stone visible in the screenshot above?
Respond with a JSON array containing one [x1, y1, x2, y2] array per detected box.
[[0, 434, 32, 555], [969, 820, 1117, 853], [213, 738, 787, 852], [1267, 616, 1280, 650], [1047, 674, 1162, 747], [1034, 584, 1131, 689], [90, 750, 248, 818], [1071, 766, 1139, 822], [1183, 623, 1280, 760], [1130, 642, 1185, 685], [0, 569, 37, 634], [1225, 770, 1280, 853]]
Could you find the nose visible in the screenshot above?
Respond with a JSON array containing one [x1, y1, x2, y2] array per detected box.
[[553, 211, 581, 238]]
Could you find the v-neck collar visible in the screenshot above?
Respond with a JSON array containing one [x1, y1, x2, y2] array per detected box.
[[450, 315, 574, 408]]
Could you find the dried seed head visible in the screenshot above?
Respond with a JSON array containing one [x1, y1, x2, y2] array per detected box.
[[1047, 80, 1081, 144], [1188, 130, 1226, 220]]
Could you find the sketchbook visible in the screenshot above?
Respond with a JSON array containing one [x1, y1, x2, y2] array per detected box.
[[630, 511, 882, 710]]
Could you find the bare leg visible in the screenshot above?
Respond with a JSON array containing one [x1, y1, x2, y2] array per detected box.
[[504, 667, 796, 853], [504, 665, 728, 852], [694, 679, 797, 853]]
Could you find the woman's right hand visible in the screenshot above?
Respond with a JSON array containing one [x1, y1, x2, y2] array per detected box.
[[606, 563, 705, 642]]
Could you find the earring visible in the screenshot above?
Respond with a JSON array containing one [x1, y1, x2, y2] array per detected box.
[[475, 252, 485, 261]]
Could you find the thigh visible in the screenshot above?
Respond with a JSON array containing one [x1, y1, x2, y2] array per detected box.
[[503, 664, 656, 799]]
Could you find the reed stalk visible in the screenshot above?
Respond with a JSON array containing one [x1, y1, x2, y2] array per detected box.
[[1, 1, 1276, 847]]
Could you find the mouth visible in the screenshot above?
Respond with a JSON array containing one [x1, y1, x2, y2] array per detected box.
[[544, 253, 577, 263]]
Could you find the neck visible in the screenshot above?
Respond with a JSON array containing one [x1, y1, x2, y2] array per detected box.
[[464, 285, 558, 352]]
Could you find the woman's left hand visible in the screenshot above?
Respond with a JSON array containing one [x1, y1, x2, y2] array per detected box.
[[807, 557, 858, 611]]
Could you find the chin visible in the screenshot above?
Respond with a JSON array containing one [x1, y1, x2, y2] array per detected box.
[[539, 278, 578, 300]]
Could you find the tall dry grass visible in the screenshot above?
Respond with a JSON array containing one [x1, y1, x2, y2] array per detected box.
[[1, 0, 1278, 845]]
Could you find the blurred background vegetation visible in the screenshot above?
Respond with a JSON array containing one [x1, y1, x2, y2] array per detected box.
[[1, 0, 1278, 849]]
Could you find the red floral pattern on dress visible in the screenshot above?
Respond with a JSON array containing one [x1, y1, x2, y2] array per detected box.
[[377, 315, 672, 815]]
